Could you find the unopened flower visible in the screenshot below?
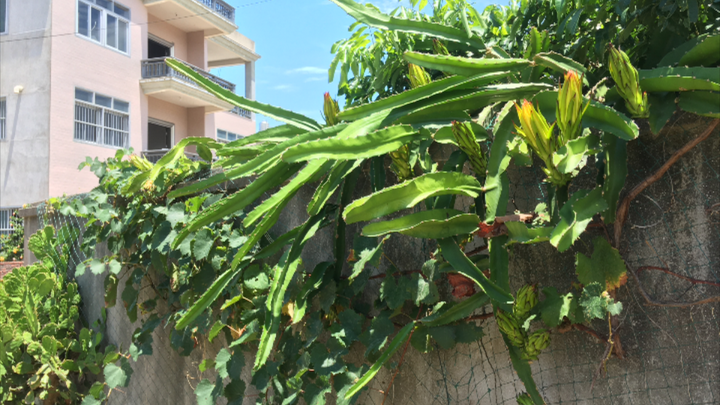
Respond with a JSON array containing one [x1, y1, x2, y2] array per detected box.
[[408, 64, 431, 89], [557, 70, 589, 144], [608, 46, 649, 118], [323, 92, 340, 126]]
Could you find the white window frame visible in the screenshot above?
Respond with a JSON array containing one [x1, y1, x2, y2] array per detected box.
[[74, 88, 130, 149], [0, 97, 6, 140], [217, 129, 244, 144], [76, 0, 131, 55], [0, 0, 8, 35], [0, 208, 18, 239]]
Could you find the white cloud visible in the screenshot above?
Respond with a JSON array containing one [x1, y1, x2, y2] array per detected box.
[[273, 84, 295, 91], [286, 67, 327, 75], [305, 77, 325, 83]]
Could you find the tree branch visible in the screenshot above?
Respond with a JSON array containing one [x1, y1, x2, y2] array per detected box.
[[630, 266, 720, 308], [614, 119, 720, 247]]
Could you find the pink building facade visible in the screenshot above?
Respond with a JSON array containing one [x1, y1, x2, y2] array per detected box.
[[0, 0, 259, 209]]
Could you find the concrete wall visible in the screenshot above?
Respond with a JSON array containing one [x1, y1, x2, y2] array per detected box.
[[20, 118, 719, 404], [0, 0, 53, 208]]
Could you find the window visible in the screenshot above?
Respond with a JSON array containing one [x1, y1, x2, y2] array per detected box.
[[0, 0, 7, 34], [77, 0, 130, 54], [0, 97, 6, 140], [74, 88, 129, 148], [0, 208, 17, 238], [217, 129, 243, 143]]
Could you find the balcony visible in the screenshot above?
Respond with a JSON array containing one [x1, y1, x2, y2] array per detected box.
[[230, 106, 253, 120], [140, 57, 235, 113], [143, 0, 237, 36], [208, 32, 261, 68], [143, 150, 202, 164]]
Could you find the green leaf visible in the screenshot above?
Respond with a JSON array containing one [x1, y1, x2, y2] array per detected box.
[[639, 67, 720, 92], [308, 159, 363, 216], [576, 237, 628, 291], [678, 33, 720, 67], [166, 59, 320, 132], [195, 377, 223, 405], [104, 358, 133, 389], [533, 51, 587, 76], [343, 172, 483, 225], [175, 261, 249, 331], [331, 0, 486, 49], [648, 92, 678, 135], [600, 132, 628, 223], [403, 52, 529, 76], [88, 259, 106, 276], [658, 33, 720, 67], [345, 322, 415, 399], [429, 326, 456, 349], [678, 91, 720, 118], [380, 276, 411, 310], [503, 333, 545, 405], [310, 343, 346, 376], [173, 162, 303, 247], [484, 102, 515, 223], [208, 321, 225, 343], [504, 222, 553, 245], [360, 314, 395, 356], [349, 235, 389, 279], [193, 229, 215, 261], [219, 124, 306, 149], [420, 293, 489, 327], [305, 383, 331, 405], [331, 309, 364, 347], [432, 121, 489, 145], [339, 72, 505, 122], [403, 84, 553, 122], [256, 208, 333, 370], [537, 287, 573, 328], [437, 238, 514, 312], [550, 188, 608, 252], [364, 209, 479, 239], [123, 137, 218, 193], [166, 203, 187, 227], [532, 91, 639, 141], [551, 133, 600, 174], [282, 125, 424, 162], [579, 282, 608, 320], [243, 265, 270, 290], [454, 322, 484, 343], [243, 159, 333, 227]]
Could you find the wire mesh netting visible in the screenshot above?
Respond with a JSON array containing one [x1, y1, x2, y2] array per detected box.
[[29, 114, 720, 404]]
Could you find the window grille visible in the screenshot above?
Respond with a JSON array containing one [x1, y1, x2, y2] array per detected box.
[[74, 89, 129, 148]]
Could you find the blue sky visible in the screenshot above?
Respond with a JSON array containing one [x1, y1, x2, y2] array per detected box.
[[211, 0, 495, 130]]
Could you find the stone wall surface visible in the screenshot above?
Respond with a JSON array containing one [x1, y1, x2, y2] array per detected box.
[[20, 115, 720, 404]]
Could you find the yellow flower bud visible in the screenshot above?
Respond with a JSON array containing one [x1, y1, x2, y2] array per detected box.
[[408, 64, 431, 89], [556, 70, 589, 144], [323, 92, 340, 126]]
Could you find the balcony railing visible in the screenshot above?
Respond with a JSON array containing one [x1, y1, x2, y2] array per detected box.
[[198, 0, 235, 22], [230, 106, 253, 120], [143, 150, 202, 164], [141, 57, 236, 93]]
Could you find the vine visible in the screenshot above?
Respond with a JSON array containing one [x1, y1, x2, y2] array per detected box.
[[37, 1, 720, 404]]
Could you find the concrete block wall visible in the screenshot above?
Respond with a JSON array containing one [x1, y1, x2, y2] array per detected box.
[[19, 115, 720, 404]]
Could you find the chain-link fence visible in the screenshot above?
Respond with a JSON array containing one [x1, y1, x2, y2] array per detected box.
[[26, 113, 720, 404]]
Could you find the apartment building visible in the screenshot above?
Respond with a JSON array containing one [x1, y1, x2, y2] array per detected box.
[[0, 0, 260, 220]]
